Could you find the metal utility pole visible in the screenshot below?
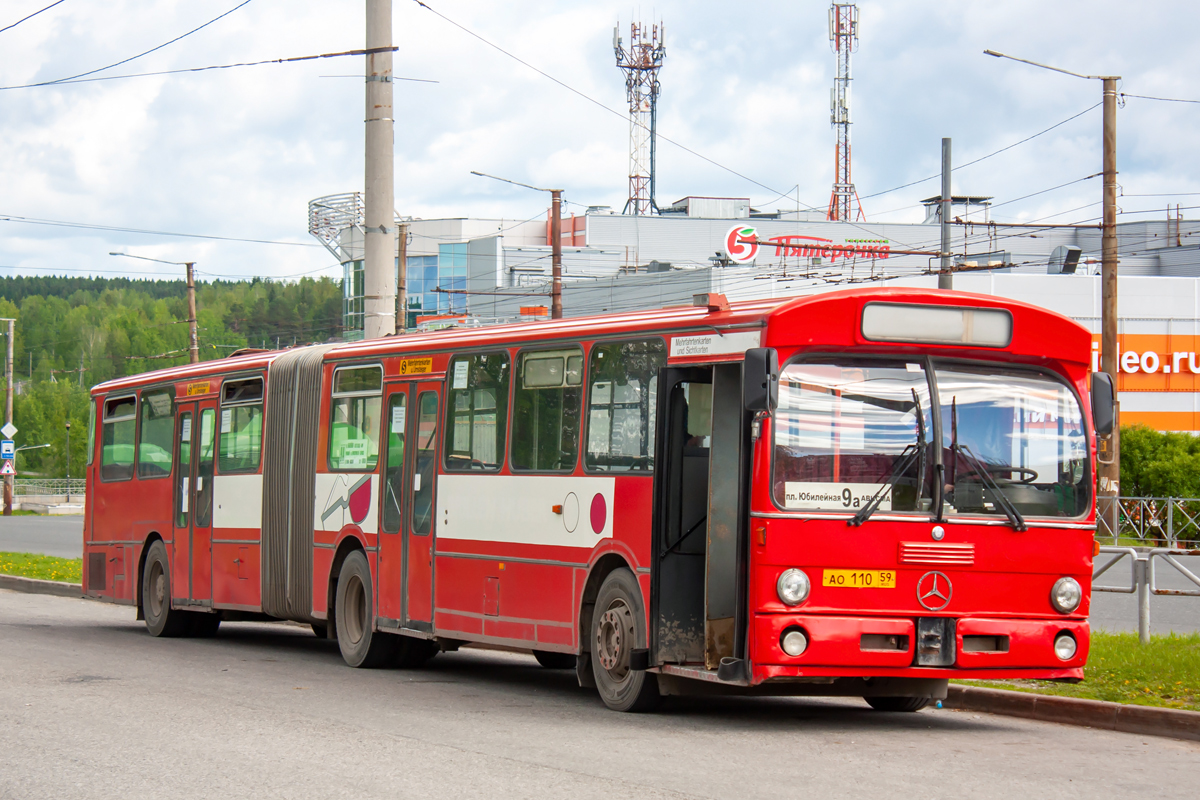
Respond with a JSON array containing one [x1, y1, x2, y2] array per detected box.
[[185, 262, 199, 363], [65, 421, 71, 502], [550, 190, 563, 319], [363, 0, 397, 339], [984, 49, 1122, 517], [396, 221, 409, 332], [939, 137, 953, 290], [470, 171, 566, 319], [3, 317, 13, 517]]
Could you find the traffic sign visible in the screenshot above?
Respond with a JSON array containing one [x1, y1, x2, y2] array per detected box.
[[0, 422, 15, 439], [0, 460, 15, 476], [0, 440, 13, 459]]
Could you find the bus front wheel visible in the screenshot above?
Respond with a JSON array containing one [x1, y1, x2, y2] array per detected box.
[[141, 541, 190, 637], [335, 550, 397, 668], [590, 568, 660, 712]]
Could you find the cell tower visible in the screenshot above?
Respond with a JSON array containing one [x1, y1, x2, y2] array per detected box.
[[827, 3, 864, 221], [614, 21, 665, 216]]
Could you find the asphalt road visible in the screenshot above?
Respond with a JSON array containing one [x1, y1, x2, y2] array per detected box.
[[0, 515, 83, 559], [1, 590, 1197, 800], [5, 515, 1197, 635]]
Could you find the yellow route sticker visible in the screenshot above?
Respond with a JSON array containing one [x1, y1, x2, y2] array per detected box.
[[186, 381, 211, 396], [397, 357, 433, 376]]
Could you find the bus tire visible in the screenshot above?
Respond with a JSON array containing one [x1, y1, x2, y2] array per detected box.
[[590, 568, 660, 712], [335, 550, 396, 668], [533, 650, 576, 670], [141, 541, 190, 638], [188, 613, 221, 637], [864, 696, 930, 712]]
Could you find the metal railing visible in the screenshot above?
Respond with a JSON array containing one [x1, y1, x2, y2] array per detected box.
[[1093, 546, 1200, 643], [1095, 496, 1200, 547], [12, 479, 87, 496]]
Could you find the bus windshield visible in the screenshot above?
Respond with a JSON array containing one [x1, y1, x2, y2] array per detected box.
[[772, 359, 1089, 519]]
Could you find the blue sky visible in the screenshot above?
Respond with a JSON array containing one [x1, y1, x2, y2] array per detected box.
[[1, 0, 1197, 281]]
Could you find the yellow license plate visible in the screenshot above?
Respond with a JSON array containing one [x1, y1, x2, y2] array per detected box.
[[823, 569, 896, 589]]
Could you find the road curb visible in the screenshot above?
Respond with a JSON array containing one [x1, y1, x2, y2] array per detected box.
[[945, 684, 1200, 742], [0, 574, 82, 598]]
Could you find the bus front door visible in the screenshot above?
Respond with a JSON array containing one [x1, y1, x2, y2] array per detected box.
[[377, 385, 409, 624], [403, 384, 440, 630]]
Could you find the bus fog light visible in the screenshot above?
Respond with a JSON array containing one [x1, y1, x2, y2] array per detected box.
[[776, 569, 811, 606], [781, 628, 808, 657], [1050, 577, 1082, 614], [1054, 633, 1077, 661]]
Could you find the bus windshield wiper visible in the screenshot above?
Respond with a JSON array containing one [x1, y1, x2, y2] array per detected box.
[[849, 390, 927, 527], [954, 443, 1028, 532]]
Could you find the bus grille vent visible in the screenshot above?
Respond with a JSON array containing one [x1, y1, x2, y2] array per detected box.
[[899, 542, 974, 566]]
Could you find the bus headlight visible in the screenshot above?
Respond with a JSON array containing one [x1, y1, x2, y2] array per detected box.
[[781, 628, 808, 656], [1050, 577, 1082, 614], [777, 569, 811, 606], [1054, 633, 1077, 661]]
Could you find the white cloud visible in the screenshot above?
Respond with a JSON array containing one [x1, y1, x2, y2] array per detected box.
[[1, 0, 1198, 280]]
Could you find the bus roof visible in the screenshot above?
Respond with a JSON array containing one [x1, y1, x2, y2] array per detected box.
[[91, 287, 1089, 395]]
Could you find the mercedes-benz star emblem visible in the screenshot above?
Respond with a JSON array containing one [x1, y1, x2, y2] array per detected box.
[[916, 571, 953, 611]]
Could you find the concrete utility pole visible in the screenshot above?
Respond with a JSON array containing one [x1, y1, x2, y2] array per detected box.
[[551, 190, 563, 319], [984, 49, 1122, 520], [3, 317, 14, 516], [939, 137, 953, 290], [363, 0, 397, 339], [396, 221, 408, 332], [185, 262, 199, 364]]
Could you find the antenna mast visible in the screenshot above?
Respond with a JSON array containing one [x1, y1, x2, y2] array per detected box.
[[615, 21, 665, 216], [827, 3, 863, 221]]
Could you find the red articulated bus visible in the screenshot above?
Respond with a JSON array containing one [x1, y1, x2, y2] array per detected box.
[[83, 287, 1114, 712]]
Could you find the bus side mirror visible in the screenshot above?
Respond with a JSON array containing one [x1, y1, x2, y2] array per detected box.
[[1091, 371, 1115, 436], [744, 348, 779, 412]]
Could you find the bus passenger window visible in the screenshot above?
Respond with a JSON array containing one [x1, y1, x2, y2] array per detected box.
[[86, 399, 96, 466], [137, 390, 174, 479], [329, 365, 383, 471], [585, 339, 666, 472], [219, 378, 264, 473], [445, 352, 510, 471], [511, 348, 583, 472], [100, 396, 137, 482]]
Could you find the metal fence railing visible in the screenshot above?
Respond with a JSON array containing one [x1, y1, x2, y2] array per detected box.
[[1093, 546, 1200, 643], [12, 479, 87, 497], [1095, 496, 1200, 547]]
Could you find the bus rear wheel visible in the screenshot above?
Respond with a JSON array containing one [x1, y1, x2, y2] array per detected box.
[[141, 541, 190, 637], [590, 568, 660, 712], [865, 696, 930, 712], [335, 550, 397, 668]]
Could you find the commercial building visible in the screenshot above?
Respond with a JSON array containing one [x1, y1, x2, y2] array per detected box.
[[308, 191, 1200, 432]]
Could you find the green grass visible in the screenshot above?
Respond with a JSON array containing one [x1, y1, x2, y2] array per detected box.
[[0, 551, 82, 583], [958, 630, 1200, 712]]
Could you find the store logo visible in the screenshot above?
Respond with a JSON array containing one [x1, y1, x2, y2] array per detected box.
[[916, 571, 953, 611], [724, 225, 758, 263]]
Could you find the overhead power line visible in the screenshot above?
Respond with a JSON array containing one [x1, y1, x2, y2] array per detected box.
[[0, 0, 65, 35], [858, 103, 1103, 202], [1120, 93, 1200, 105], [3, 47, 432, 89], [1, 0, 255, 91], [0, 213, 322, 248]]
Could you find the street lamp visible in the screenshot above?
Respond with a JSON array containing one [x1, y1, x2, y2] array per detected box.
[[470, 171, 564, 319], [109, 252, 200, 363], [983, 49, 1122, 518]]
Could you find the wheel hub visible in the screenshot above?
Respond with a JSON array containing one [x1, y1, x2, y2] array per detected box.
[[595, 601, 634, 675]]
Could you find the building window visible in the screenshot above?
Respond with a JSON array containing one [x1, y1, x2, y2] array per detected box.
[[438, 243, 468, 314], [445, 352, 509, 471], [343, 259, 365, 341]]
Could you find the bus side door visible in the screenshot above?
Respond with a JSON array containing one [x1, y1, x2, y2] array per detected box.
[[377, 385, 409, 624], [171, 404, 195, 603], [171, 401, 216, 605], [404, 384, 440, 629]]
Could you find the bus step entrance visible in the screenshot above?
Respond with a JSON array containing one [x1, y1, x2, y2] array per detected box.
[[916, 617, 957, 666]]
